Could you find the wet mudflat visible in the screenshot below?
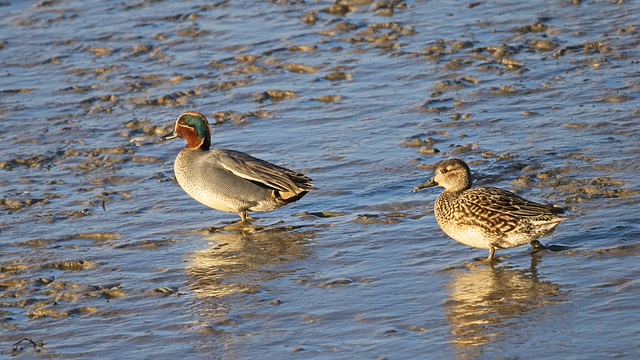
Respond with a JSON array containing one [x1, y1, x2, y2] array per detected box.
[[1, 0, 639, 358]]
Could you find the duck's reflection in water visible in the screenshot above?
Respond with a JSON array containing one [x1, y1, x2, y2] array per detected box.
[[186, 225, 315, 299], [443, 258, 566, 358], [183, 225, 316, 356]]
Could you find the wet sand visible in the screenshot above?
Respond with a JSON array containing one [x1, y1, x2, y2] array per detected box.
[[1, 0, 639, 358]]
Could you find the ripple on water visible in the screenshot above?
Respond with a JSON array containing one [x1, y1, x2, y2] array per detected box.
[[1, 0, 639, 358]]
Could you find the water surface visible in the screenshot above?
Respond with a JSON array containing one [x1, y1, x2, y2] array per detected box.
[[1, 0, 639, 358]]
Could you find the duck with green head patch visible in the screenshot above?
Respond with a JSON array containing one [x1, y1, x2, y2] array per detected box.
[[413, 158, 568, 261], [161, 111, 314, 222]]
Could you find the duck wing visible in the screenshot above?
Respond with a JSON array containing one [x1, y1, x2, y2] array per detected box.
[[464, 187, 565, 218], [212, 149, 314, 194]]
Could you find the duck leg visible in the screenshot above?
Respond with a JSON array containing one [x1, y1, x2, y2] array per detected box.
[[486, 247, 495, 261], [238, 211, 248, 222], [530, 240, 547, 253]]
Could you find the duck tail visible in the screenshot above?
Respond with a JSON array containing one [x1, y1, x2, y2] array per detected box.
[[276, 189, 309, 203], [549, 204, 566, 215]]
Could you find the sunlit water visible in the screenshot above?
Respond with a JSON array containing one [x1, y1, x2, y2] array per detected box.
[[1, 0, 639, 358]]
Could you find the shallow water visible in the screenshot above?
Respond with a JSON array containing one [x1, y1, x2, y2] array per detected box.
[[1, 0, 639, 358]]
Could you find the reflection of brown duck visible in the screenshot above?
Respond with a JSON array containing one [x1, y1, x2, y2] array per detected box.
[[443, 262, 564, 358], [414, 158, 568, 260]]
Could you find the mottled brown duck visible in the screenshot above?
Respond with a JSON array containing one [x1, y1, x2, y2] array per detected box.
[[413, 158, 568, 260]]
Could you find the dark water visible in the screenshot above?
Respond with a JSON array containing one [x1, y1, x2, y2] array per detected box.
[[1, 0, 639, 358]]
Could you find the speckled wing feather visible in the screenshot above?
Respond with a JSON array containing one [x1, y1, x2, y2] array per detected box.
[[465, 187, 563, 218], [452, 196, 519, 235], [211, 149, 313, 193], [448, 187, 564, 237]]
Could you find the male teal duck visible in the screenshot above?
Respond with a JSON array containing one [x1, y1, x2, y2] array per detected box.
[[161, 111, 314, 222], [413, 158, 568, 261]]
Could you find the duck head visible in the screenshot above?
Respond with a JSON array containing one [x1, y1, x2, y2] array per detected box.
[[413, 158, 472, 193], [161, 111, 211, 150]]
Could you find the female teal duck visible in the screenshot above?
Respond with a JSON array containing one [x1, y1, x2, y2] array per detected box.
[[413, 158, 568, 261], [161, 111, 314, 222]]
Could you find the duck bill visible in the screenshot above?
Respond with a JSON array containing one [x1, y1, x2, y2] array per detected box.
[[412, 177, 437, 192], [160, 130, 178, 141]]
